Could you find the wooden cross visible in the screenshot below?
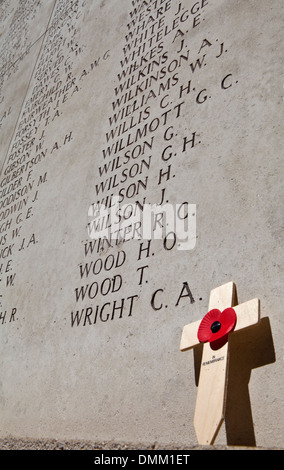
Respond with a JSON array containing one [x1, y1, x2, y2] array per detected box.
[[180, 281, 260, 445]]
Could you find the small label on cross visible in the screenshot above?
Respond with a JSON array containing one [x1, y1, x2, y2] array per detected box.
[[180, 281, 260, 445]]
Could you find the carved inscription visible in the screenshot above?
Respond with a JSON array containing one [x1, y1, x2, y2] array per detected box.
[[0, 0, 238, 329], [0, 0, 106, 323]]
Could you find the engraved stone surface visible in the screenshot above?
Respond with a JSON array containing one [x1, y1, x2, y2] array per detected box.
[[0, 0, 282, 448]]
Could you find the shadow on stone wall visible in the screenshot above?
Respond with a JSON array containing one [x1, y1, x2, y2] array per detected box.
[[194, 316, 275, 446]]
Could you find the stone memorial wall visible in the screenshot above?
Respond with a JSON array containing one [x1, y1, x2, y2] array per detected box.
[[0, 0, 283, 449]]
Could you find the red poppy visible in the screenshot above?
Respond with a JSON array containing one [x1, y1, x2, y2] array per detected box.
[[197, 307, 237, 345]]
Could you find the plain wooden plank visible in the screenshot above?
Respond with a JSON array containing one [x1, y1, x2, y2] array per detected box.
[[194, 341, 229, 445], [193, 281, 235, 445], [208, 281, 237, 310]]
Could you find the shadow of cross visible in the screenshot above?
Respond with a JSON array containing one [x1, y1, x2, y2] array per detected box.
[[180, 281, 260, 445]]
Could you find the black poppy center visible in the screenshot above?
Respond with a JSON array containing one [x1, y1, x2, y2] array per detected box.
[[211, 320, 221, 333]]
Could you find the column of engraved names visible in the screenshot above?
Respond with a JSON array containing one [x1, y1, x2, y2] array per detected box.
[[125, 0, 208, 308], [72, 0, 200, 327], [71, 0, 178, 327], [120, 0, 191, 290], [104, 0, 223, 282], [71, 0, 165, 327], [0, 1, 44, 96], [0, 0, 87, 326], [72, 0, 239, 327]]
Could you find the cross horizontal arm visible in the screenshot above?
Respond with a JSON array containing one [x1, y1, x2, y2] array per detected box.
[[180, 281, 237, 351], [234, 298, 260, 331], [180, 298, 260, 352], [180, 319, 200, 351]]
